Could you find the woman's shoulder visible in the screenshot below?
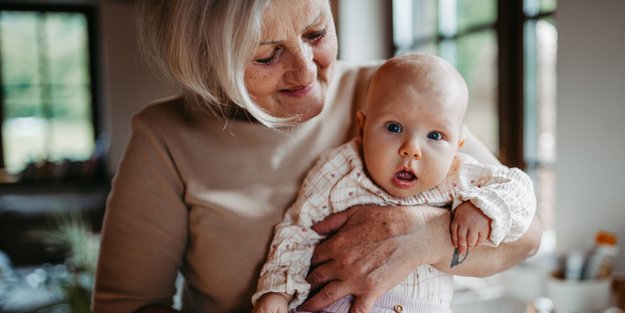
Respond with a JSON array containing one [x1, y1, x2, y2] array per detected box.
[[334, 59, 382, 82], [131, 95, 220, 131], [326, 60, 384, 117], [133, 95, 188, 123]]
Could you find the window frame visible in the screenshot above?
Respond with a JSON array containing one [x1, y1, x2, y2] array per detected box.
[[390, 0, 555, 169], [498, 0, 555, 169], [0, 0, 101, 170]]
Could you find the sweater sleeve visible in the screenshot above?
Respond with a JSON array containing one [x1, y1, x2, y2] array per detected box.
[[251, 143, 355, 310], [93, 111, 188, 312], [452, 155, 537, 246]]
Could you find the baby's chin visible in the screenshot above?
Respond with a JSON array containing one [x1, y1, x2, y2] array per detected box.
[[385, 186, 425, 199]]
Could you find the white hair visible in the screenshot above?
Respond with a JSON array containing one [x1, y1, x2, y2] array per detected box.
[[137, 0, 297, 127]]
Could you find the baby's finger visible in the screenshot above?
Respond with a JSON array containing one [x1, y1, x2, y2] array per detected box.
[[457, 227, 468, 254], [466, 229, 479, 248], [450, 222, 459, 248], [475, 232, 487, 247]]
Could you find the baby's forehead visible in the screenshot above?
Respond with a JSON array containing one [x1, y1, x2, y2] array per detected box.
[[370, 56, 467, 107]]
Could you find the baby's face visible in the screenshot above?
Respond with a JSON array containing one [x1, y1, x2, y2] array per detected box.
[[359, 68, 466, 198]]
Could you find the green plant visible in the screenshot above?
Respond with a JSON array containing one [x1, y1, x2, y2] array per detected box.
[[30, 211, 100, 313]]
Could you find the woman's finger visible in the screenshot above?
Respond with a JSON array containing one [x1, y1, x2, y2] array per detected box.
[[306, 260, 336, 291], [349, 294, 377, 313], [299, 280, 350, 312], [312, 206, 359, 236]]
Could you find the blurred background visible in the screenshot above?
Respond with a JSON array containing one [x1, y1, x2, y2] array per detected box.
[[0, 0, 623, 312]]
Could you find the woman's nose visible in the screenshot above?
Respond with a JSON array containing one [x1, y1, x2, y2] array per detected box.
[[399, 140, 422, 159], [284, 45, 316, 85]]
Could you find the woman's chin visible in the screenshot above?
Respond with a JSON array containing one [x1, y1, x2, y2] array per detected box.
[[296, 103, 324, 123]]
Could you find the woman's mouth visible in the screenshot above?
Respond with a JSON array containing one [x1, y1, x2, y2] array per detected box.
[[392, 169, 417, 188], [280, 84, 314, 97]]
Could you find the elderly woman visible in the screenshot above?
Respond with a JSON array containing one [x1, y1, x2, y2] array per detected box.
[[92, 1, 542, 313]]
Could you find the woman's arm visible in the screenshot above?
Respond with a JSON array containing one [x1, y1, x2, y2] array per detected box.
[[460, 126, 501, 165], [93, 112, 187, 312], [299, 205, 542, 313]]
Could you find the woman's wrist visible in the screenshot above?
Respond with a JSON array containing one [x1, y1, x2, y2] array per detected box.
[[402, 206, 454, 268]]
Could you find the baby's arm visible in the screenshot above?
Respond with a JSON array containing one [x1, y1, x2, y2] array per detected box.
[[451, 154, 537, 250], [253, 292, 291, 313]]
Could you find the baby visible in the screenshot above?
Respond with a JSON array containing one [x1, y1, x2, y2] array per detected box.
[[252, 53, 536, 313]]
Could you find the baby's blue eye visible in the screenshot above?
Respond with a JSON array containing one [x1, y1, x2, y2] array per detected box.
[[428, 131, 443, 140], [386, 123, 403, 133]]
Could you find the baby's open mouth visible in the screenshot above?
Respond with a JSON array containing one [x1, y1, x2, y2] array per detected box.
[[395, 169, 416, 182]]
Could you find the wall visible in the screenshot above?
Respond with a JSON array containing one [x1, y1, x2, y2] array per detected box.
[[99, 0, 179, 173], [556, 0, 625, 273], [337, 0, 393, 61]]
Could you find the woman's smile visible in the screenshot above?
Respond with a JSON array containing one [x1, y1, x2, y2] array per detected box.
[[280, 83, 314, 97]]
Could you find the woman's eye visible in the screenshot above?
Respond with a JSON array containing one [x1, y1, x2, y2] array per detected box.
[[304, 28, 327, 42], [254, 47, 283, 65], [386, 123, 403, 133], [427, 131, 443, 141]]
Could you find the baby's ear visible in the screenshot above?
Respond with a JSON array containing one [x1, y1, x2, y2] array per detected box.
[[356, 111, 366, 138]]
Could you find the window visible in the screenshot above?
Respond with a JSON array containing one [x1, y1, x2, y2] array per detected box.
[[393, 0, 499, 153], [0, 2, 100, 180], [392, 0, 557, 230]]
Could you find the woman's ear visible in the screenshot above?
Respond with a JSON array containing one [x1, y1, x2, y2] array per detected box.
[[356, 111, 366, 139]]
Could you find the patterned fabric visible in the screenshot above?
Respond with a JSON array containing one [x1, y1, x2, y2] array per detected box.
[[252, 138, 536, 311], [306, 293, 452, 313]]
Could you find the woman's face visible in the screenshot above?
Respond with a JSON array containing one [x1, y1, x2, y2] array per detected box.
[[244, 0, 338, 123]]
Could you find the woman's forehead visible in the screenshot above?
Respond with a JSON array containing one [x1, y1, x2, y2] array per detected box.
[[260, 0, 330, 40]]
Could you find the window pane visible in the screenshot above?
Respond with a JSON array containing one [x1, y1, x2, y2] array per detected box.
[[393, 0, 437, 53], [540, 0, 557, 13], [3, 85, 43, 118], [46, 13, 90, 85], [50, 85, 92, 119], [0, 12, 40, 85], [49, 118, 94, 162], [49, 85, 94, 162], [526, 18, 558, 229], [457, 0, 496, 32], [1, 10, 94, 175], [453, 31, 499, 154], [2, 118, 46, 171]]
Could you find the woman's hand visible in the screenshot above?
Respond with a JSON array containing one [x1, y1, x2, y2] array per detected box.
[[299, 205, 450, 313], [299, 204, 542, 313]]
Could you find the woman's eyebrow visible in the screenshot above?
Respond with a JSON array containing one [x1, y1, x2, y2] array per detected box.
[[259, 12, 323, 45]]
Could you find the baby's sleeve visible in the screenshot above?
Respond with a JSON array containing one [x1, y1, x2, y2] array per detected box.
[[452, 156, 537, 246]]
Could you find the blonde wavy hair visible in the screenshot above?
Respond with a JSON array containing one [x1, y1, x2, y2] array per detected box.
[[137, 0, 297, 127]]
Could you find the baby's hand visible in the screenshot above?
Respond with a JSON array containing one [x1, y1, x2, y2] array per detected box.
[[450, 202, 491, 254], [253, 293, 290, 313]]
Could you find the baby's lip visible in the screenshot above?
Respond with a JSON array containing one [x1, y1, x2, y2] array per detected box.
[[395, 167, 416, 182]]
